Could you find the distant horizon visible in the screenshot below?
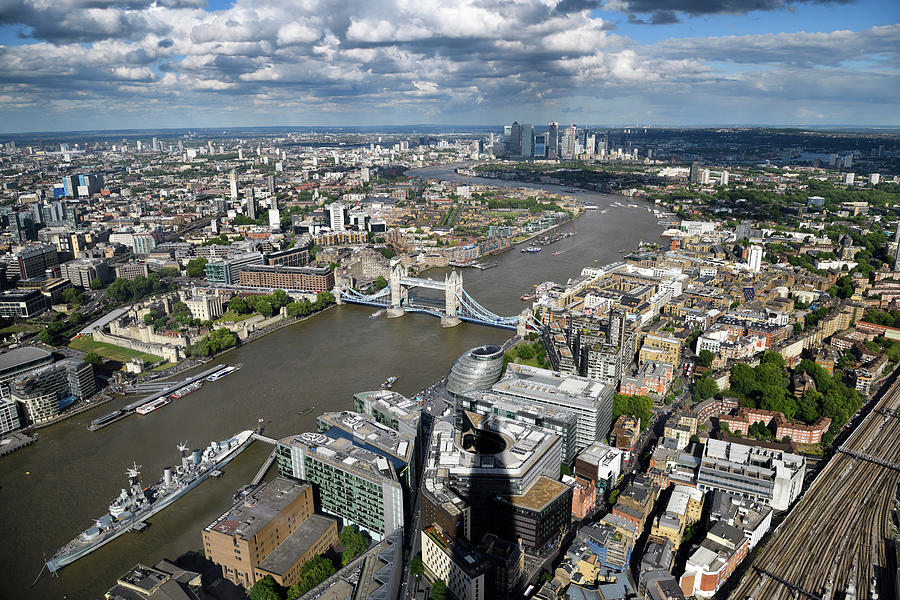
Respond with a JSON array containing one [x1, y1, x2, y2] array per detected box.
[[3, 123, 900, 139]]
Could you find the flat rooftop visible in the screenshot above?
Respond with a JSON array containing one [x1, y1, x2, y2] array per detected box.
[[502, 475, 569, 512], [0, 347, 52, 374], [279, 430, 401, 483], [256, 514, 336, 576], [494, 363, 609, 409], [205, 477, 309, 539], [317, 410, 415, 464]]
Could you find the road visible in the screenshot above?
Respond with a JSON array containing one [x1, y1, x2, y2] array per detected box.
[[400, 385, 443, 600]]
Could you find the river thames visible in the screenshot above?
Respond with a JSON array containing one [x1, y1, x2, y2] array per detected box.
[[0, 166, 665, 599]]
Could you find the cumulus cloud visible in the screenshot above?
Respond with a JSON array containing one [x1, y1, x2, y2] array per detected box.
[[0, 0, 895, 127]]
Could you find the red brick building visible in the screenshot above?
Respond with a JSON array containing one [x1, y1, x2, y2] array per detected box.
[[238, 265, 334, 292], [718, 407, 831, 445]]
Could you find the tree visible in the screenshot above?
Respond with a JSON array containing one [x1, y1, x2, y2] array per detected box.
[[695, 376, 718, 400], [339, 526, 370, 566], [410, 554, 424, 576], [228, 297, 250, 314], [188, 328, 238, 357], [378, 247, 397, 259], [759, 351, 785, 369], [256, 299, 274, 317], [249, 575, 282, 600], [90, 277, 103, 290], [61, 287, 83, 306], [68, 311, 84, 326], [698, 349, 714, 368], [39, 328, 54, 345], [797, 389, 821, 424], [375, 275, 388, 290], [286, 555, 336, 599], [186, 257, 208, 278], [269, 289, 291, 309], [84, 351, 103, 366], [612, 394, 654, 430], [430, 580, 449, 600], [730, 362, 757, 396]]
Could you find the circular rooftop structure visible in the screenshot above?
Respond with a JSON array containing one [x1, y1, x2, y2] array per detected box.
[[446, 344, 504, 397]]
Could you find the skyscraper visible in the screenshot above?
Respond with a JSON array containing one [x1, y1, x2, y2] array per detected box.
[[509, 122, 522, 156], [328, 202, 347, 232], [245, 188, 256, 220], [520, 123, 534, 158], [547, 122, 559, 158], [229, 170, 238, 201], [534, 134, 547, 159], [689, 162, 701, 184], [748, 245, 763, 274], [894, 222, 900, 271], [560, 125, 577, 159]]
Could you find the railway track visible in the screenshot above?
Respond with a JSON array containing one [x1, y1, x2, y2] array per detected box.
[[729, 377, 900, 600]]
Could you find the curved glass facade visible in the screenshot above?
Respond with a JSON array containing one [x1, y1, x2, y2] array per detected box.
[[446, 345, 504, 397]]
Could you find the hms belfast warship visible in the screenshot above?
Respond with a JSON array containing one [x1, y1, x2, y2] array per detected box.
[[45, 430, 254, 573]]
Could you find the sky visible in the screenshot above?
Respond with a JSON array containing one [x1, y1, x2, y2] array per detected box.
[[0, 0, 898, 132]]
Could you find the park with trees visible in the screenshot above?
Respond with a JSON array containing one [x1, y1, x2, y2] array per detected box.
[[726, 351, 861, 446]]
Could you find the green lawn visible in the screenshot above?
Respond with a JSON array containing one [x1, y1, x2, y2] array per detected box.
[[515, 356, 542, 368], [216, 311, 255, 323], [149, 361, 177, 372], [69, 334, 163, 363], [0, 324, 38, 335]]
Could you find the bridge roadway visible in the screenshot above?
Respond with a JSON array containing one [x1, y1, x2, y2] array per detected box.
[[340, 264, 533, 330], [729, 370, 900, 600]]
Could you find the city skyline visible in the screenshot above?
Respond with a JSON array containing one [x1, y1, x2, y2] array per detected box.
[[0, 0, 898, 132]]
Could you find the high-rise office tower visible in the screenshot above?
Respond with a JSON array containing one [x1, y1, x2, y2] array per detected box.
[[151, 137, 158, 152], [534, 134, 547, 159], [547, 122, 559, 158], [229, 170, 238, 201], [560, 125, 577, 159], [520, 123, 534, 158], [509, 122, 522, 156], [585, 134, 596, 157]]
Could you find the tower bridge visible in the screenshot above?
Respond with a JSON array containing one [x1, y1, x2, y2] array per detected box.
[[338, 262, 539, 333]]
